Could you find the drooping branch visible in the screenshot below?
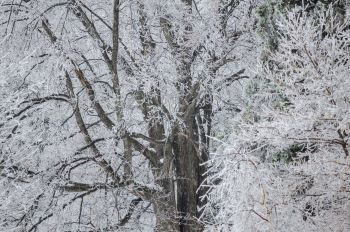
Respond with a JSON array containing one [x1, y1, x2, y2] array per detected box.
[[107, 198, 143, 230], [20, 94, 70, 105], [41, 19, 57, 43], [60, 181, 106, 192], [42, 18, 116, 130], [72, 137, 110, 156], [214, 69, 248, 91], [337, 129, 349, 157], [65, 71, 119, 183], [69, 0, 113, 71], [126, 136, 158, 167], [0, 161, 38, 183], [112, 0, 120, 97], [159, 17, 179, 54], [138, 1, 156, 56], [219, 0, 240, 36], [130, 132, 165, 145], [27, 188, 98, 232], [73, 66, 115, 129], [10, 94, 70, 119]]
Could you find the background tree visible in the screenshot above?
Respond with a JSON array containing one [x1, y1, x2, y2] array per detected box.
[[203, 1, 350, 231]]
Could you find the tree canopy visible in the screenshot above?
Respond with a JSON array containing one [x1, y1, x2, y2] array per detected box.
[[0, 0, 349, 231]]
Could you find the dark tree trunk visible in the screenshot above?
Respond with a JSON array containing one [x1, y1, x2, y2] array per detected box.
[[137, 0, 209, 230], [173, 118, 203, 231]]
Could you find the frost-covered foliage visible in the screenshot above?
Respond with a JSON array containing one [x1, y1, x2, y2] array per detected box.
[[203, 3, 350, 231], [2, 0, 348, 231], [0, 0, 257, 231]]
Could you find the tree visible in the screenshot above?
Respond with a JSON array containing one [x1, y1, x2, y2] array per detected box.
[[0, 0, 255, 231], [203, 1, 350, 231]]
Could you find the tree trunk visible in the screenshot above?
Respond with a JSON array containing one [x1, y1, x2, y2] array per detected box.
[[138, 0, 207, 230], [154, 198, 180, 231], [173, 121, 203, 232]]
